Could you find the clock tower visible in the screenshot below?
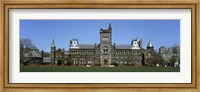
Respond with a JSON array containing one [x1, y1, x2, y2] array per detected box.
[[51, 39, 56, 65], [100, 23, 112, 66]]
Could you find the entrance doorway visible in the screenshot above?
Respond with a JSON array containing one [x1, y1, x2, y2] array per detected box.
[[104, 59, 108, 65], [57, 60, 62, 66]]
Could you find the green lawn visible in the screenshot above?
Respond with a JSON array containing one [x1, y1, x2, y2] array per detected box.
[[20, 66, 180, 72]]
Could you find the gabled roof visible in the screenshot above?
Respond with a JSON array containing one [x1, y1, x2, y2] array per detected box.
[[56, 48, 64, 53]]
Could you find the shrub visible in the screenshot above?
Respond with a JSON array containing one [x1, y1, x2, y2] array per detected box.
[[66, 60, 73, 65], [95, 64, 101, 66], [111, 62, 119, 66]]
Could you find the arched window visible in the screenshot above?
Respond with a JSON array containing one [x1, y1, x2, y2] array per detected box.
[[72, 58, 77, 64], [103, 46, 108, 53], [80, 58, 86, 64], [88, 59, 93, 64]]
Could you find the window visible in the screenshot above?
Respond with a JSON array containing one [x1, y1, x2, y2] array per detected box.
[[133, 51, 136, 55], [102, 36, 109, 41], [88, 60, 93, 64], [103, 49, 108, 52], [72, 58, 77, 64], [88, 60, 91, 64], [116, 56, 119, 60], [81, 51, 84, 54], [80, 58, 86, 64], [116, 61, 119, 64], [124, 61, 127, 64], [137, 51, 140, 54], [103, 47, 108, 53]]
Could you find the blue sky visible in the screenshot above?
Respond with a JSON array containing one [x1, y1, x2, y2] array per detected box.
[[20, 20, 180, 52]]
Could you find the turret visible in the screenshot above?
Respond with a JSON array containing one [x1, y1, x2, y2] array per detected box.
[[51, 39, 56, 47], [147, 39, 154, 50], [108, 23, 112, 31]]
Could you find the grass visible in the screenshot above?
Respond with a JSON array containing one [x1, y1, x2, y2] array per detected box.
[[20, 66, 180, 72]]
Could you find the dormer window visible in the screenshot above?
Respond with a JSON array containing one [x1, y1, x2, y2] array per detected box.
[[70, 39, 79, 48], [131, 40, 140, 49]]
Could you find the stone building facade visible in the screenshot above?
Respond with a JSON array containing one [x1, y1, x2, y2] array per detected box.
[[50, 24, 155, 66]]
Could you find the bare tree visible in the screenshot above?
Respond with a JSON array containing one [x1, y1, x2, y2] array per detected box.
[[20, 38, 39, 65], [21, 38, 38, 50]]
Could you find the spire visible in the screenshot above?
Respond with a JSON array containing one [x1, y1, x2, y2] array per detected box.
[[147, 38, 154, 48], [108, 23, 112, 30], [51, 38, 56, 47]]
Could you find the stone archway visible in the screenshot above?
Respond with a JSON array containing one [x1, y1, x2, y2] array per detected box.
[[104, 59, 108, 65]]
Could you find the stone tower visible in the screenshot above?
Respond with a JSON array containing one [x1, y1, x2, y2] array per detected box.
[[100, 23, 112, 66], [51, 39, 56, 65], [145, 39, 155, 66]]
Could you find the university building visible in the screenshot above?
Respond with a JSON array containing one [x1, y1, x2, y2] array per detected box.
[[50, 23, 156, 66]]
